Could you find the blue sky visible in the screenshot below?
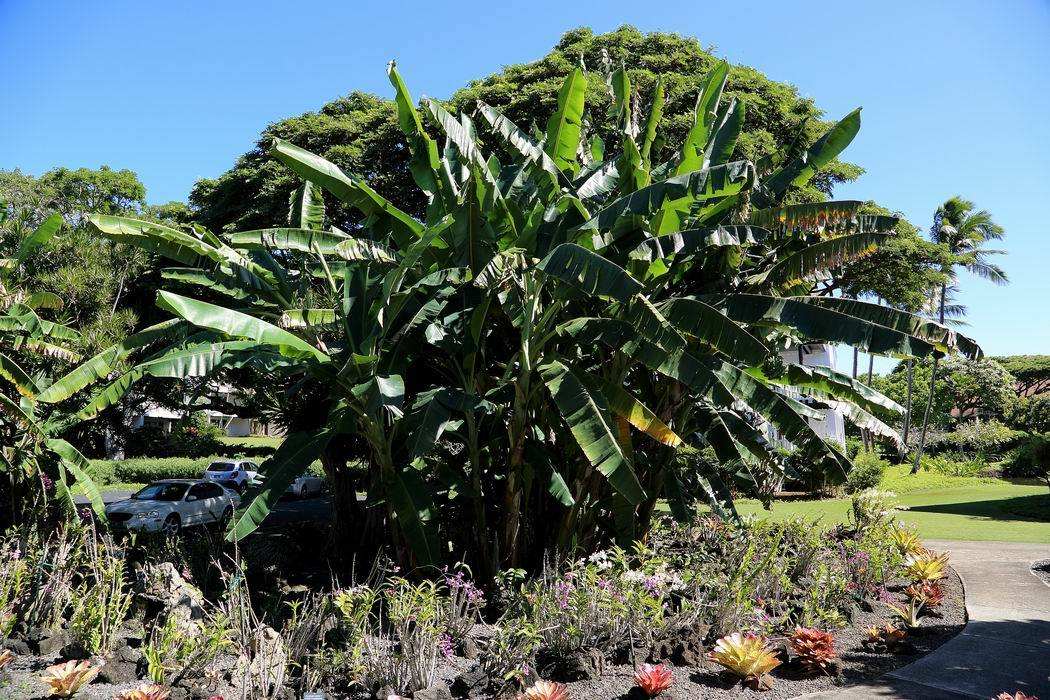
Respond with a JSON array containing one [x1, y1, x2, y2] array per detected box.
[[2, 0, 1048, 362]]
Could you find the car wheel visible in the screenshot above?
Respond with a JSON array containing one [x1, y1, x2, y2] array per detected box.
[[299, 484, 308, 499], [162, 514, 181, 536]]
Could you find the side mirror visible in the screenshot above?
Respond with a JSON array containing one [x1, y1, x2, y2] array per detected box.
[[186, 495, 198, 502]]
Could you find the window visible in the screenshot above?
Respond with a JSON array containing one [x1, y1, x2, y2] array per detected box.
[[133, 483, 187, 501], [207, 462, 237, 472], [188, 483, 211, 500], [202, 483, 225, 499]]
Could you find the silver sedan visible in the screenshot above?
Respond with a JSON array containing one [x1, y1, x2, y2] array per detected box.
[[104, 479, 240, 535]]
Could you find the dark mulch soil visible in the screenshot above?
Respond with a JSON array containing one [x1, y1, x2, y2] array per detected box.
[[549, 567, 966, 700], [0, 569, 966, 700]]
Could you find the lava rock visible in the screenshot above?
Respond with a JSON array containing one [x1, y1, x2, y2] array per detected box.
[[2, 637, 31, 655], [450, 665, 488, 698], [414, 682, 453, 700], [539, 646, 604, 681], [31, 628, 70, 656], [114, 641, 143, 664], [59, 639, 92, 661], [98, 658, 139, 684], [137, 562, 206, 624], [459, 635, 482, 660]]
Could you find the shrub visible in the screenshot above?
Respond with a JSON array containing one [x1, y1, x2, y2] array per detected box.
[[926, 420, 1026, 461], [850, 489, 898, 532], [845, 451, 888, 494], [922, 454, 988, 478], [1003, 433, 1050, 481], [125, 412, 225, 458], [91, 457, 214, 484], [1008, 394, 1050, 434]]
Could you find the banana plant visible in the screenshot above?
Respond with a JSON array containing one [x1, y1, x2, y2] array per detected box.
[[89, 61, 982, 574]]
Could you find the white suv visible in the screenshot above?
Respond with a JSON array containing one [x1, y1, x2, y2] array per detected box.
[[202, 459, 259, 492]]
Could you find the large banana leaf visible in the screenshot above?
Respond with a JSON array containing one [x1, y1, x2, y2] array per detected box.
[[747, 362, 902, 417], [539, 359, 645, 505], [628, 226, 769, 263], [537, 243, 643, 301], [229, 228, 398, 264], [676, 61, 729, 175], [475, 101, 561, 179], [288, 181, 325, 230], [796, 296, 981, 358], [227, 428, 334, 541], [757, 233, 888, 288], [388, 62, 453, 210], [544, 68, 587, 176], [575, 161, 755, 246], [721, 294, 939, 358], [749, 201, 897, 235], [156, 291, 328, 361], [579, 371, 682, 447], [15, 213, 63, 264], [660, 297, 768, 366], [758, 108, 861, 205], [0, 352, 39, 397], [36, 319, 185, 404], [384, 461, 439, 565], [46, 439, 106, 520], [270, 139, 423, 248]]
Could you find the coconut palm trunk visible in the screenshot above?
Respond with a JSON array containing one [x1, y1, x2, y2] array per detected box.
[[911, 282, 946, 473]]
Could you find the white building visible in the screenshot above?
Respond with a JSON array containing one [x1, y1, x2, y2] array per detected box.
[[129, 383, 255, 438], [767, 342, 847, 447]]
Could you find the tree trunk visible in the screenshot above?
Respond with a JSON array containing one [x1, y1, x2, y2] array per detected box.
[[320, 447, 370, 567], [902, 360, 915, 444], [912, 283, 947, 474]]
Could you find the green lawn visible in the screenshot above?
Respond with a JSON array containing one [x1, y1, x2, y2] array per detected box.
[[735, 466, 1050, 543]]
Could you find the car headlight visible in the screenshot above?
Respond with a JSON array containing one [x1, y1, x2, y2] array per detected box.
[[137, 510, 160, 519]]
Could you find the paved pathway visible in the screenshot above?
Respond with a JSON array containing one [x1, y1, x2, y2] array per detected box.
[[802, 540, 1050, 699]]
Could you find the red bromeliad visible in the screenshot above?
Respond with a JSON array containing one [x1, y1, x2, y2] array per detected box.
[[634, 663, 674, 696]]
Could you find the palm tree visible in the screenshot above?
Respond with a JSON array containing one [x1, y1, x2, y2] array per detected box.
[[911, 196, 1007, 472]]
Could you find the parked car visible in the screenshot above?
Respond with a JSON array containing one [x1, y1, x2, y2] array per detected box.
[[202, 458, 259, 492], [287, 473, 325, 498], [105, 480, 240, 535]]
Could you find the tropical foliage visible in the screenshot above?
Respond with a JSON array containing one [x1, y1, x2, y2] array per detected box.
[[88, 59, 979, 574], [0, 211, 191, 528]]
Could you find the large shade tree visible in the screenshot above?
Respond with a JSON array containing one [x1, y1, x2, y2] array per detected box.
[[189, 26, 863, 234], [89, 61, 980, 576]]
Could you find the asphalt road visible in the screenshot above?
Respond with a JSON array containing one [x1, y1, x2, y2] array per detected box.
[[77, 489, 335, 528]]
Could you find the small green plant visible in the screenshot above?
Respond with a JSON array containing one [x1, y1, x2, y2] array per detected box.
[[850, 489, 899, 531], [845, 451, 888, 494], [883, 595, 924, 629], [68, 539, 133, 655]]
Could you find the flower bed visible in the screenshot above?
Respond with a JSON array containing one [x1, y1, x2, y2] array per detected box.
[[0, 495, 966, 700]]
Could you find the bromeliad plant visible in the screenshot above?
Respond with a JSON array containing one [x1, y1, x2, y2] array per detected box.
[[708, 632, 782, 690], [89, 60, 981, 573], [40, 660, 99, 698], [903, 549, 950, 583], [789, 626, 837, 675]]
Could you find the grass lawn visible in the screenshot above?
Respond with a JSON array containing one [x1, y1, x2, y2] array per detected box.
[[735, 466, 1050, 544]]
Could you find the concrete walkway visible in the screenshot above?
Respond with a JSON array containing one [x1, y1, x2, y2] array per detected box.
[[802, 539, 1050, 700]]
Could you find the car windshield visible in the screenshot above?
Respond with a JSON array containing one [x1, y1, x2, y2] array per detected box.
[[132, 483, 188, 501], [207, 462, 237, 472]]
